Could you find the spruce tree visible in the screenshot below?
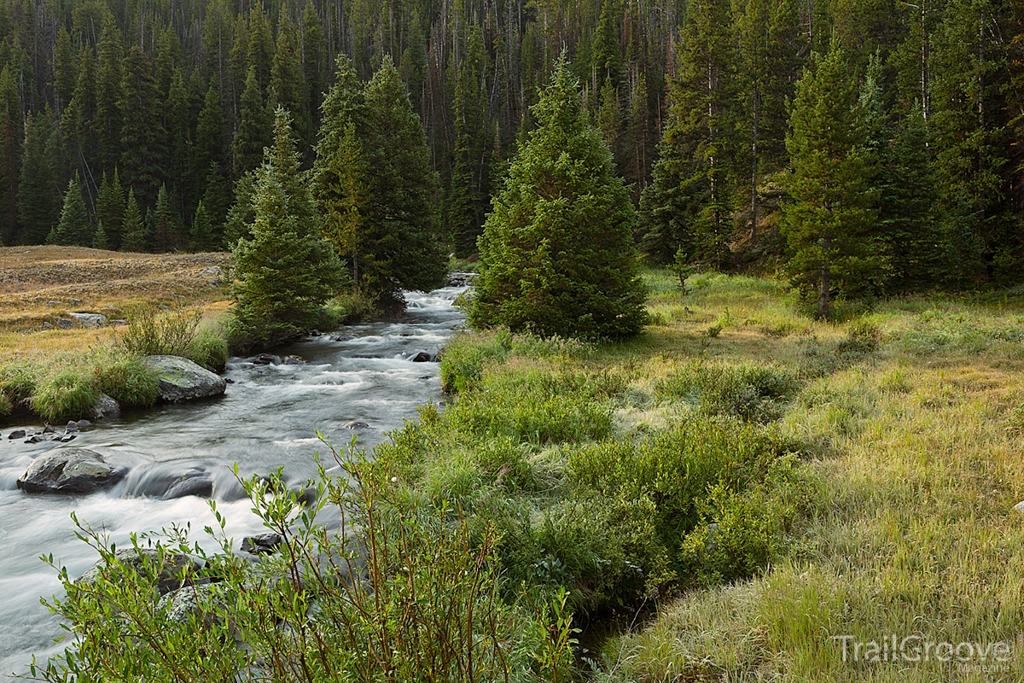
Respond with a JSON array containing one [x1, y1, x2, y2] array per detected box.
[[782, 37, 880, 319], [93, 221, 109, 250], [189, 200, 216, 251], [359, 56, 447, 311], [119, 46, 166, 207], [120, 189, 148, 252], [152, 184, 180, 252], [195, 83, 227, 185], [96, 14, 124, 175], [18, 110, 60, 244], [96, 170, 126, 250], [48, 175, 92, 246], [233, 67, 272, 178], [231, 108, 345, 349], [0, 65, 22, 245], [637, 0, 740, 267], [470, 58, 648, 339]]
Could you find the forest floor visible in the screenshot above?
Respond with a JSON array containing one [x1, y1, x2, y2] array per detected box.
[[590, 271, 1024, 682], [0, 246, 231, 359]]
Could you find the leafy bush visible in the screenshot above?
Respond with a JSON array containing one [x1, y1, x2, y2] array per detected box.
[[96, 358, 160, 408], [35, 446, 577, 683], [31, 370, 100, 422], [657, 361, 798, 422]]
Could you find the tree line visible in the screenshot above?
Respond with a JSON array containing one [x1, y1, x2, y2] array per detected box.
[[0, 0, 1020, 299]]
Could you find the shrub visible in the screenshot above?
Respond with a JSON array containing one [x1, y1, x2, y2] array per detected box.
[[0, 363, 37, 411], [31, 370, 100, 422], [0, 390, 11, 416], [119, 306, 203, 358], [96, 358, 160, 409], [35, 446, 577, 683], [657, 361, 798, 422]]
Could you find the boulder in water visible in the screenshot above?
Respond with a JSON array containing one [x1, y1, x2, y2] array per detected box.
[[89, 393, 121, 420], [162, 469, 214, 499], [142, 355, 226, 402], [8, 429, 25, 440], [77, 548, 200, 595], [409, 351, 433, 362], [17, 448, 126, 494], [241, 532, 283, 555]]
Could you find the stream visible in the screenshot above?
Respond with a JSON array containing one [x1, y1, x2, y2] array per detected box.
[[0, 285, 466, 675]]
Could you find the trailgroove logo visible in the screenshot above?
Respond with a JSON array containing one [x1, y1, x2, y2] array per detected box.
[[833, 635, 1013, 671]]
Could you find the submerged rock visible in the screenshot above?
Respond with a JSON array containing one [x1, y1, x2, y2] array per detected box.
[[17, 448, 126, 494], [409, 351, 433, 362], [142, 355, 226, 402], [162, 469, 214, 500], [8, 429, 26, 440]]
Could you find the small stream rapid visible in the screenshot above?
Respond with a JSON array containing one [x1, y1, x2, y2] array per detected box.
[[0, 285, 466, 675]]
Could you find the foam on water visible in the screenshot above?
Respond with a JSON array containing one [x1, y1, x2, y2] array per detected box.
[[0, 284, 467, 675]]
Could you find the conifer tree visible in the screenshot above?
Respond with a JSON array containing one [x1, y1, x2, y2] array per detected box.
[[47, 175, 91, 246], [470, 58, 648, 339], [120, 189, 148, 252], [200, 162, 231, 245], [231, 108, 345, 349], [301, 1, 327, 129], [233, 67, 272, 177], [312, 56, 367, 278], [358, 56, 447, 311], [93, 221, 109, 250], [0, 65, 22, 245], [638, 0, 740, 266], [271, 11, 311, 160], [152, 184, 180, 252], [96, 170, 125, 250], [119, 46, 166, 207], [782, 37, 879, 319], [195, 83, 227, 185], [189, 200, 217, 251], [96, 14, 124, 175], [18, 110, 59, 244]]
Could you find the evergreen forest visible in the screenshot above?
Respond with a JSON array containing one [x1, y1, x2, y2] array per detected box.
[[0, 0, 1020, 298]]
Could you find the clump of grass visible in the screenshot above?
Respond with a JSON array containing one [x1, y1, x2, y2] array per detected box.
[[187, 328, 229, 372], [657, 361, 798, 422], [31, 370, 100, 422], [95, 357, 160, 409], [119, 306, 203, 358], [0, 363, 37, 413]]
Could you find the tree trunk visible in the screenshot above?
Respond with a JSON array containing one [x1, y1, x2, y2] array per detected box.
[[818, 236, 831, 319]]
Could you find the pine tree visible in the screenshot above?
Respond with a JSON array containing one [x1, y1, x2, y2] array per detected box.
[[271, 10, 311, 160], [301, 1, 327, 130], [96, 14, 124, 175], [53, 25, 75, 115], [47, 175, 91, 246], [195, 83, 227, 185], [233, 67, 272, 177], [119, 46, 166, 208], [93, 221, 109, 250], [312, 56, 367, 278], [152, 184, 180, 252], [165, 70, 193, 214], [200, 162, 231, 246], [189, 200, 216, 251], [18, 110, 60, 244], [120, 189, 148, 252], [96, 170, 126, 250], [782, 37, 880, 319], [0, 64, 22, 245], [470, 58, 648, 339], [359, 56, 447, 311], [638, 0, 741, 266], [231, 108, 345, 350]]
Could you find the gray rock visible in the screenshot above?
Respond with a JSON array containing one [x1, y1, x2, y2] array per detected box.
[[67, 312, 108, 328], [68, 298, 82, 305], [241, 532, 282, 555], [89, 393, 121, 420], [1014, 501, 1024, 514], [110, 319, 129, 326], [65, 421, 80, 433], [17, 448, 126, 494], [281, 355, 304, 365], [8, 429, 25, 439], [157, 582, 230, 625], [142, 355, 226, 402], [162, 469, 213, 499], [251, 353, 279, 365], [409, 351, 433, 362], [40, 321, 53, 330], [55, 318, 75, 330], [343, 421, 370, 430], [77, 548, 200, 595]]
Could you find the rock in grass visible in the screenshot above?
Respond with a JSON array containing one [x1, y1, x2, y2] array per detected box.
[[77, 548, 200, 595], [17, 448, 126, 494], [1015, 501, 1024, 514], [67, 312, 108, 328], [142, 355, 226, 403]]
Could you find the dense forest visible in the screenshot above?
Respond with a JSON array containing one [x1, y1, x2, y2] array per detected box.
[[0, 0, 1021, 293]]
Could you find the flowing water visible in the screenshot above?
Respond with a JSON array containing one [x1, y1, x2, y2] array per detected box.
[[0, 285, 466, 675]]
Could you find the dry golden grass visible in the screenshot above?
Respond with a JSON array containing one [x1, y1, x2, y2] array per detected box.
[[0, 245, 231, 359], [595, 271, 1024, 682]]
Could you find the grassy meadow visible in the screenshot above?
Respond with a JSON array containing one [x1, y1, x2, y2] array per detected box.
[[10, 248, 1024, 680]]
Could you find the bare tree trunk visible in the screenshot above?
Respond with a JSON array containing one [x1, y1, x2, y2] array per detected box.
[[818, 236, 831, 319]]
